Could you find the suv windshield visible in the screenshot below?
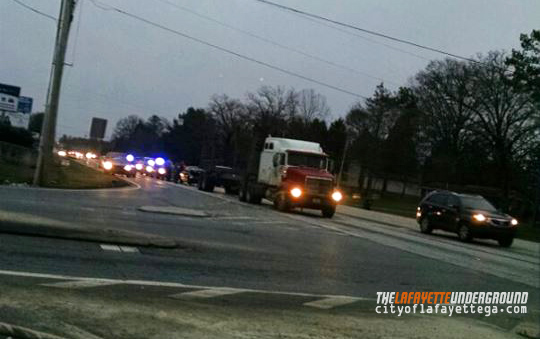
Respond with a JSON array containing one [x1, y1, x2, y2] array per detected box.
[[460, 196, 497, 212], [287, 152, 327, 170]]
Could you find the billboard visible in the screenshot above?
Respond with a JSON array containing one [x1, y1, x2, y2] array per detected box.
[[89, 117, 107, 139], [17, 96, 33, 114], [0, 83, 21, 112]]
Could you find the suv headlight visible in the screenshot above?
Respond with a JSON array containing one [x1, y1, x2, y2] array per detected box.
[[473, 213, 486, 222], [511, 218, 518, 226]]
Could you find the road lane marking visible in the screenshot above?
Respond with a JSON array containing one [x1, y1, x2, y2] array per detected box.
[[100, 244, 139, 253], [170, 288, 242, 299], [100, 244, 122, 251], [210, 216, 256, 220], [41, 280, 120, 289], [138, 206, 208, 217], [303, 296, 361, 309], [119, 246, 139, 253], [0, 269, 374, 301]]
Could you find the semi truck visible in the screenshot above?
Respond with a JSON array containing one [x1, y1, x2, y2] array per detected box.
[[238, 137, 342, 218]]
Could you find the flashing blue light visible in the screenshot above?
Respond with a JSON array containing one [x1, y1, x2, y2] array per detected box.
[[126, 154, 135, 162], [155, 157, 165, 166]]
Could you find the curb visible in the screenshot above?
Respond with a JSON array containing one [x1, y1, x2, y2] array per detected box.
[[0, 219, 177, 248], [0, 322, 68, 339]]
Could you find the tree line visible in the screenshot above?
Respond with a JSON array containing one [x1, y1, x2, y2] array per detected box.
[[110, 31, 539, 218]]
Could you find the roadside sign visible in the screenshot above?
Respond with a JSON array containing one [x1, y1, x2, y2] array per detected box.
[[90, 117, 107, 139], [17, 96, 33, 114], [0, 83, 21, 112]]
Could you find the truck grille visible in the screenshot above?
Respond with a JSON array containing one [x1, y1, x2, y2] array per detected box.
[[305, 177, 333, 195]]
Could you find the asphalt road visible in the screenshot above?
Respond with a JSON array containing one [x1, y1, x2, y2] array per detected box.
[[0, 176, 539, 338]]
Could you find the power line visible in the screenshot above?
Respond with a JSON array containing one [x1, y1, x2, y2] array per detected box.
[[9, 0, 57, 21], [253, 0, 480, 64], [88, 0, 368, 99], [299, 14, 432, 62], [154, 0, 398, 86]]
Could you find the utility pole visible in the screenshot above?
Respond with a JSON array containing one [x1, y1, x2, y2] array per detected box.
[[33, 0, 76, 186], [337, 131, 349, 188]]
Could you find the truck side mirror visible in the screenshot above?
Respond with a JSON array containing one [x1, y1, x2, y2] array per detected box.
[[272, 154, 279, 167]]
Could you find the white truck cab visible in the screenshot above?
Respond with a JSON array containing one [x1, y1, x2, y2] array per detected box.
[[258, 137, 328, 187]]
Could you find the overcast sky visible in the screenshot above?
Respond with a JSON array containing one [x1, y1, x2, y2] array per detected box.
[[1, 0, 539, 139]]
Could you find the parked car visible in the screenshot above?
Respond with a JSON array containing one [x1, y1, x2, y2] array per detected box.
[[179, 166, 204, 185], [416, 191, 518, 247]]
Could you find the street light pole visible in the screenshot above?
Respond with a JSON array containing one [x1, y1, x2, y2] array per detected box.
[[33, 0, 76, 186]]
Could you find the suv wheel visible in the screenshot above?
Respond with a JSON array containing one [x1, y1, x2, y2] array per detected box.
[[498, 237, 514, 248], [458, 224, 472, 242], [419, 218, 432, 234]]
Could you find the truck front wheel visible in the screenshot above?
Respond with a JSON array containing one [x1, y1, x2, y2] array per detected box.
[[321, 205, 336, 218], [274, 193, 290, 212]]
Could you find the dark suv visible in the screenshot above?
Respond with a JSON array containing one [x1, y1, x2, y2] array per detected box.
[[416, 191, 518, 247]]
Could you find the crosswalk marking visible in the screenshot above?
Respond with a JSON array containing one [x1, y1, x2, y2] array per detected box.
[[169, 288, 243, 299], [303, 296, 361, 309], [41, 280, 120, 289]]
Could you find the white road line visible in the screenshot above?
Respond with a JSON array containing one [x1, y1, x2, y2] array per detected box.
[[100, 244, 139, 253], [41, 280, 120, 289], [0, 269, 374, 301], [100, 244, 121, 251], [170, 288, 242, 299], [119, 246, 139, 253], [210, 216, 256, 220], [303, 296, 361, 309]]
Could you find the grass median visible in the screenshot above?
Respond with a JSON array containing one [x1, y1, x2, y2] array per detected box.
[[0, 158, 129, 189]]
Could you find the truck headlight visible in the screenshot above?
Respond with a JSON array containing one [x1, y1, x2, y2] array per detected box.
[[135, 163, 143, 171], [146, 166, 154, 173], [511, 218, 518, 226], [158, 168, 166, 175], [103, 161, 113, 170], [290, 187, 302, 198], [473, 213, 486, 222], [331, 191, 343, 202], [124, 165, 132, 171]]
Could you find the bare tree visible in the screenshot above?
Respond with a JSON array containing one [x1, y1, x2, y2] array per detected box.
[[246, 86, 297, 135], [297, 89, 330, 122], [208, 94, 250, 167], [413, 59, 478, 183], [466, 51, 539, 202], [112, 115, 143, 141]]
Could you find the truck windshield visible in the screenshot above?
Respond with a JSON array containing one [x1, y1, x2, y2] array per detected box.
[[287, 152, 327, 170]]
